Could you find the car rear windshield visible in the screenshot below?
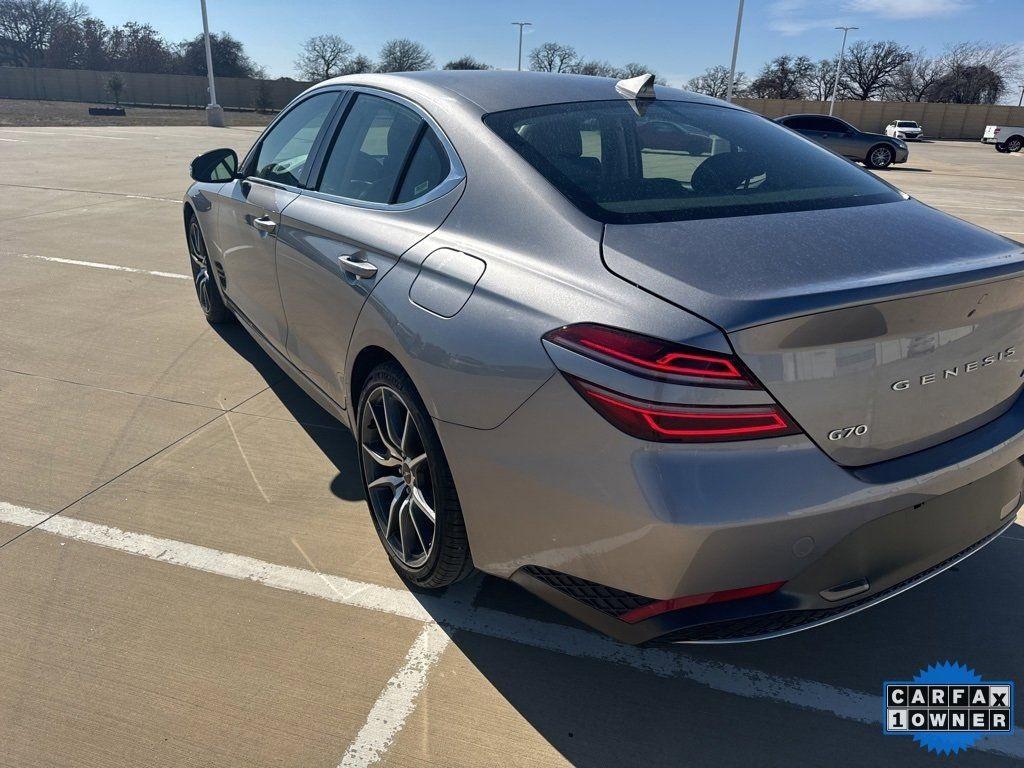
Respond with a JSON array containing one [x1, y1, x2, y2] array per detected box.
[[483, 100, 903, 224]]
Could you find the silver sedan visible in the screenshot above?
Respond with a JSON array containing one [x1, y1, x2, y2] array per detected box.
[[184, 71, 1024, 644]]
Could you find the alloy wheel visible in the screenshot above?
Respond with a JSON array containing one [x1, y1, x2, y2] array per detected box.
[[1007, 138, 1023, 153], [870, 146, 893, 168], [360, 385, 437, 568], [188, 218, 213, 314]]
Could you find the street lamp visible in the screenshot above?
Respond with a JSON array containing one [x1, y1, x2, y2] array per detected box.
[[1018, 84, 1024, 107], [829, 26, 858, 116], [512, 21, 532, 72], [200, 0, 224, 127], [725, 0, 744, 103]]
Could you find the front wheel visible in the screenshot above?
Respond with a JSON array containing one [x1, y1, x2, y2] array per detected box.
[[865, 144, 894, 169], [187, 214, 232, 324], [357, 362, 474, 588]]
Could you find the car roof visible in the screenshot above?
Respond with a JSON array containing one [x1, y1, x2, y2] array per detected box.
[[311, 70, 729, 115]]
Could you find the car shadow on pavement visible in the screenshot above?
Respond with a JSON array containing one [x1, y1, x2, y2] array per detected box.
[[211, 322, 365, 501], [210, 319, 1022, 767]]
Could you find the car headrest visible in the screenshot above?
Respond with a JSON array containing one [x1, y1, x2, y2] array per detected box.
[[690, 152, 767, 195], [519, 120, 584, 160]]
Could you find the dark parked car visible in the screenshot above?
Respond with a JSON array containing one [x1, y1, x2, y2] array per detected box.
[[776, 114, 908, 169]]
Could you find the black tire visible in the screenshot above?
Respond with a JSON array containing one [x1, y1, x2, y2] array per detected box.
[[995, 142, 1010, 153], [357, 362, 474, 589], [865, 143, 894, 169], [1006, 136, 1023, 153], [186, 212, 232, 325]]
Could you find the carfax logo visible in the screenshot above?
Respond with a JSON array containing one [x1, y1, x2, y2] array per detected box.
[[884, 661, 1015, 755]]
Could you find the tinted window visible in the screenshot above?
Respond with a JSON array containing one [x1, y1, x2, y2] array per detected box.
[[819, 117, 851, 132], [897, 121, 919, 128], [318, 94, 423, 203], [781, 116, 819, 131], [484, 100, 902, 224], [253, 93, 337, 186], [395, 130, 451, 204]]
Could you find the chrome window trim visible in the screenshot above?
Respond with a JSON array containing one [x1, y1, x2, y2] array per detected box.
[[301, 85, 467, 213]]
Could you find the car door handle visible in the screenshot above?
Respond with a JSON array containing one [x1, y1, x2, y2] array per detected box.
[[252, 216, 277, 234], [338, 255, 378, 279]]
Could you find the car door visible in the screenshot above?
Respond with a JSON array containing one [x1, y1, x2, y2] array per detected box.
[[820, 117, 862, 157], [215, 91, 340, 347], [275, 89, 466, 410]]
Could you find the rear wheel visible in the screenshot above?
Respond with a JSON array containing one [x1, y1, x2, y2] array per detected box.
[[187, 213, 231, 324], [865, 144, 894, 169], [1006, 136, 1023, 153], [357, 362, 474, 588], [995, 142, 1010, 153]]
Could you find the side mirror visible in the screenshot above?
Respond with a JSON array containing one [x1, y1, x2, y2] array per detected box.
[[190, 148, 238, 183]]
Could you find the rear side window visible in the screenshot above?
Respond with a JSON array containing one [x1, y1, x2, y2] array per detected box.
[[395, 130, 450, 204], [484, 100, 902, 224], [252, 92, 337, 186], [317, 94, 423, 204]]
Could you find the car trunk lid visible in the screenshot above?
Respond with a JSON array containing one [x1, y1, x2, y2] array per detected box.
[[601, 199, 1024, 465]]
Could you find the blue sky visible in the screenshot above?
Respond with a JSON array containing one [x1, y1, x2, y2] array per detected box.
[[88, 0, 1021, 86]]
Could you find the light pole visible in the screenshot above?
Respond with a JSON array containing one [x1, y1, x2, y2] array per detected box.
[[200, 0, 224, 127], [829, 26, 857, 116], [1018, 85, 1024, 107], [725, 0, 744, 103], [512, 21, 532, 71]]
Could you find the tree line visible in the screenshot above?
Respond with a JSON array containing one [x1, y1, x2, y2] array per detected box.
[[0, 0, 261, 77], [2, 0, 1020, 105], [295, 35, 662, 83], [687, 40, 1022, 105]]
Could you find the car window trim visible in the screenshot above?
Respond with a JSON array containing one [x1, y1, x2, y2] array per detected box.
[[301, 85, 466, 212], [239, 87, 347, 192]]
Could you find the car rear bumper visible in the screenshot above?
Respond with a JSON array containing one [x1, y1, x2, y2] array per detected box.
[[437, 374, 1024, 644]]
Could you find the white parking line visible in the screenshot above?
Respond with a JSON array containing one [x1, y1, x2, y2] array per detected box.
[[1, 501, 1021, 759], [0, 137, 21, 142], [10, 252, 190, 280], [338, 623, 450, 768]]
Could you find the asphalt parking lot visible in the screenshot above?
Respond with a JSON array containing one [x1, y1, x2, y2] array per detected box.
[[1, 125, 1023, 767]]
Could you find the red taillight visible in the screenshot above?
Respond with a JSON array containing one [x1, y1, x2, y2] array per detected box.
[[620, 581, 786, 624], [568, 378, 799, 443], [544, 323, 753, 387]]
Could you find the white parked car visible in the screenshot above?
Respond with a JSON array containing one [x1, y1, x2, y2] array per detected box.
[[885, 120, 923, 140], [982, 125, 1024, 153]]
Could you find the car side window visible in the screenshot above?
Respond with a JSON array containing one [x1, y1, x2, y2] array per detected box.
[[252, 92, 338, 187], [317, 94, 424, 204], [394, 129, 451, 204], [820, 117, 850, 133], [784, 116, 817, 131]]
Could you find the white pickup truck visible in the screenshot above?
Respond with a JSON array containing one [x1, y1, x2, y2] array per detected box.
[[982, 125, 1024, 153]]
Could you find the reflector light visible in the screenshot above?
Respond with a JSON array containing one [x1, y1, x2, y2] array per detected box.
[[544, 323, 752, 386], [568, 377, 799, 443], [620, 581, 786, 624]]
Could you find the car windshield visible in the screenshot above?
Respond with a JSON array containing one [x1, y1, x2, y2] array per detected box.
[[898, 121, 920, 128], [484, 100, 902, 224]]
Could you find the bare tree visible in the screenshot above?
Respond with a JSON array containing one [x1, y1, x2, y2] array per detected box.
[[0, 0, 86, 66], [749, 55, 813, 99], [339, 53, 374, 75], [376, 38, 433, 72], [443, 55, 489, 70], [686, 64, 746, 98], [885, 51, 943, 102], [528, 41, 578, 73], [840, 40, 911, 100], [295, 34, 353, 81], [571, 59, 618, 77], [617, 62, 664, 83], [805, 58, 837, 101]]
